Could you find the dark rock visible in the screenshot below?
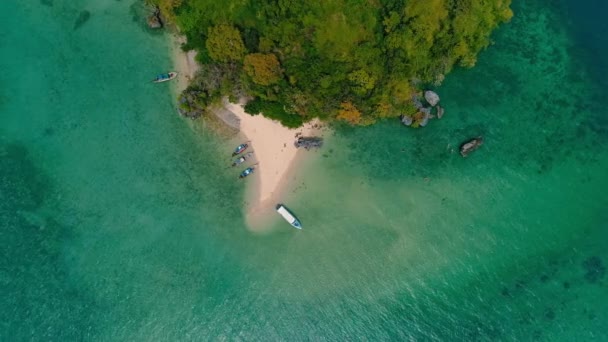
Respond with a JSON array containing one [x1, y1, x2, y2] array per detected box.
[[562, 281, 570, 289], [544, 308, 555, 320], [73, 10, 91, 31], [147, 15, 162, 29], [147, 6, 163, 29], [295, 136, 323, 149], [40, 0, 53, 7]]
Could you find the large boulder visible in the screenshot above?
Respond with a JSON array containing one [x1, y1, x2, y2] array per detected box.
[[401, 115, 413, 126], [424, 90, 440, 107]]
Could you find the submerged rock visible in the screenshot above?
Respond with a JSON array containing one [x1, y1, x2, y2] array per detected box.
[[73, 10, 91, 31], [582, 256, 605, 283], [437, 105, 445, 119], [424, 90, 440, 106]]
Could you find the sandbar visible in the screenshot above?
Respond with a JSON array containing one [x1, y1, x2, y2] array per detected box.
[[224, 102, 322, 227]]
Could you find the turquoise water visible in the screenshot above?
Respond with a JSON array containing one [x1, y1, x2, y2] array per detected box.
[[1, 0, 607, 340]]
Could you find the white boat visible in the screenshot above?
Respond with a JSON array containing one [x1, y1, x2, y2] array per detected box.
[[276, 204, 302, 229], [152, 72, 178, 83]]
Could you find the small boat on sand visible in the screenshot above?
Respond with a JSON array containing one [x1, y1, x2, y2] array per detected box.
[[232, 142, 249, 156], [276, 204, 302, 229], [232, 152, 254, 167], [239, 166, 255, 179], [153, 72, 177, 83], [460, 136, 483, 157]]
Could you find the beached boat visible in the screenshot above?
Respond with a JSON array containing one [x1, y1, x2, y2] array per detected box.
[[239, 166, 255, 179], [276, 204, 302, 229], [152, 72, 177, 83], [460, 136, 483, 157], [232, 152, 253, 167], [232, 142, 249, 156]]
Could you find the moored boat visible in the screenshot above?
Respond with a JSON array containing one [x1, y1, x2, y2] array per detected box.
[[460, 136, 483, 157], [232, 142, 249, 156], [239, 166, 255, 179], [232, 152, 253, 167], [276, 204, 302, 229], [152, 72, 177, 83]]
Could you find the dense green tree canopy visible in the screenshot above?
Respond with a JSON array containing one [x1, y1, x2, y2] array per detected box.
[[150, 0, 513, 126]]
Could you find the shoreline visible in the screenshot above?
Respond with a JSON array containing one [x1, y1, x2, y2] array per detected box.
[[224, 102, 325, 230], [169, 33, 327, 230], [169, 34, 199, 95]]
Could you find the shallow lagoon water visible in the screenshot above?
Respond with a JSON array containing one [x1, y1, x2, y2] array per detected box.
[[1, 0, 606, 340]]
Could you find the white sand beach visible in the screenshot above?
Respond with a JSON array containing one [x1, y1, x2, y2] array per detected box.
[[224, 103, 323, 223]]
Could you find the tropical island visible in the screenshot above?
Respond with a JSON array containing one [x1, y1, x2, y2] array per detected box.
[[147, 0, 512, 227], [150, 0, 512, 127]]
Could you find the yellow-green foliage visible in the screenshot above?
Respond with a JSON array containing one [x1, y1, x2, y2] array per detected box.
[[243, 53, 282, 86], [166, 0, 512, 126], [205, 24, 246, 62]]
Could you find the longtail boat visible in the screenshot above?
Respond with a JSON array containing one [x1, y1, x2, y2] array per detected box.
[[232, 152, 253, 167], [460, 136, 483, 157], [152, 72, 177, 83], [239, 166, 255, 179], [232, 142, 249, 156]]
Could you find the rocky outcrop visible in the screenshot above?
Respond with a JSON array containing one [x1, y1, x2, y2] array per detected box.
[[147, 6, 163, 29], [424, 90, 440, 107], [295, 136, 323, 149], [403, 91, 444, 127], [177, 89, 205, 119]]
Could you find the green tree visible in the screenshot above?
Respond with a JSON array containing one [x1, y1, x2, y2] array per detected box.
[[167, 0, 512, 127], [206, 24, 246, 62]]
